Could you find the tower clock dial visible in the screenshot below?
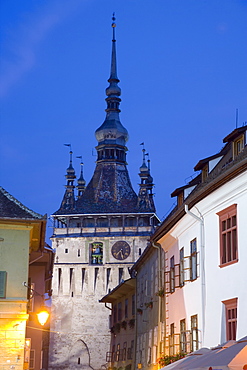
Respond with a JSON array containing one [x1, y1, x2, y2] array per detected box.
[[111, 241, 131, 260]]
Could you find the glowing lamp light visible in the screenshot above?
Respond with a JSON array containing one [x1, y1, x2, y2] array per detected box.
[[37, 308, 49, 326]]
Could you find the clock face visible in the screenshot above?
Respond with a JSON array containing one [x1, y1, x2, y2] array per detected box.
[[111, 241, 131, 260]]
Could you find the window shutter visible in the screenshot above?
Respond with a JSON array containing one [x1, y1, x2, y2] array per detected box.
[[0, 271, 7, 298]]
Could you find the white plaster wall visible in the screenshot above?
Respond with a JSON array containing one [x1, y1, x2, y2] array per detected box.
[[159, 170, 247, 350]]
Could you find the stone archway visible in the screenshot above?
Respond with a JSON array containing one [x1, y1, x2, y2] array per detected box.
[[68, 339, 92, 369]]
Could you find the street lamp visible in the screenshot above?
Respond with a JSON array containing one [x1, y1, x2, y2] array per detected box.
[[23, 282, 50, 326]]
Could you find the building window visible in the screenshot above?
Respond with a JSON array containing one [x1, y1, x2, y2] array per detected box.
[[191, 315, 198, 352], [180, 319, 186, 353], [169, 323, 175, 355], [233, 135, 244, 158], [65, 248, 68, 253], [123, 342, 127, 361], [27, 282, 35, 312], [30, 349, 35, 369], [0, 271, 7, 298], [113, 305, 117, 324], [125, 298, 128, 318], [190, 239, 197, 281], [132, 294, 135, 316], [90, 242, 103, 264], [77, 249, 81, 257], [179, 248, 184, 287], [170, 256, 175, 293], [217, 204, 238, 267], [223, 298, 238, 341], [116, 344, 120, 361], [118, 302, 122, 322], [119, 268, 124, 284]]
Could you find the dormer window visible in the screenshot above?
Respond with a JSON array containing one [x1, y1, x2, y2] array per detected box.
[[233, 135, 244, 159]]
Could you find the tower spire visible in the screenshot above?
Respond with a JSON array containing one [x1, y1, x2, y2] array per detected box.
[[95, 14, 128, 157]]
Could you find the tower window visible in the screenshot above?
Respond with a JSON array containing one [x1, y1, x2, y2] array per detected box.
[[90, 242, 103, 265], [65, 249, 68, 253]]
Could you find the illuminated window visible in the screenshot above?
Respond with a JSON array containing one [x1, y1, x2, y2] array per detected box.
[[217, 204, 238, 267], [90, 242, 103, 265], [223, 298, 238, 341]]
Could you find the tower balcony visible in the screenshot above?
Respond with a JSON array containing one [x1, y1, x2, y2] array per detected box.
[[51, 213, 158, 237]]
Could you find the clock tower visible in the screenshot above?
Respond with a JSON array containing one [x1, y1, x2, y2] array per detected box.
[[48, 16, 159, 370]]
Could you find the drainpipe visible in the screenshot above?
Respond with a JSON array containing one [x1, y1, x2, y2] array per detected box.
[[151, 242, 163, 360], [184, 204, 206, 347]]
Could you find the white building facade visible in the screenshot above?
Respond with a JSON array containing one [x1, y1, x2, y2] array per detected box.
[[152, 125, 247, 355]]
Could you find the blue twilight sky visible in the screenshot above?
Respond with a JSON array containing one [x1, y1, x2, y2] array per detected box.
[[0, 0, 247, 240]]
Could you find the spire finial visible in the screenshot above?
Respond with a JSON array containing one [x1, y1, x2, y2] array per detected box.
[[64, 144, 72, 163], [112, 13, 116, 41]]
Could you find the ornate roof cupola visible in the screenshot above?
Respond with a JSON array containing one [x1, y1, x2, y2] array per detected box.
[[95, 13, 128, 164], [137, 144, 156, 212], [76, 156, 86, 198], [59, 145, 76, 212]]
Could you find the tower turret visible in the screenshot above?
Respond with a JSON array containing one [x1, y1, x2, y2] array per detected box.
[[137, 144, 156, 212], [76, 157, 86, 198], [59, 145, 76, 212]]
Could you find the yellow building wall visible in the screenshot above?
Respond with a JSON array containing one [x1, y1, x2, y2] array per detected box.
[[0, 224, 32, 369]]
